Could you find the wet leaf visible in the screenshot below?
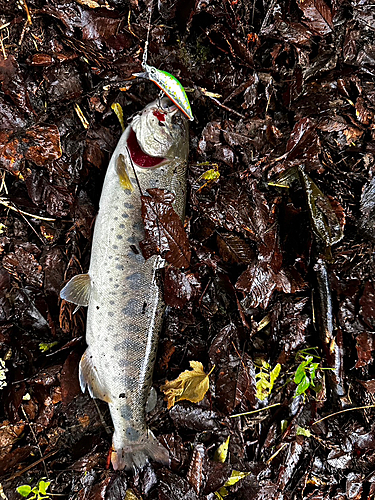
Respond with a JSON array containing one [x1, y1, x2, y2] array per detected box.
[[187, 443, 205, 494], [297, 0, 333, 36], [161, 361, 213, 409], [216, 233, 255, 264], [296, 426, 311, 437], [214, 436, 230, 463], [140, 189, 191, 268]]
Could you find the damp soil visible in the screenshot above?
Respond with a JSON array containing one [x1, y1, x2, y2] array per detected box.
[[1, 0, 375, 498]]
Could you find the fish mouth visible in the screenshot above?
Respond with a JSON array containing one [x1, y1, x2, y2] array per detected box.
[[126, 128, 167, 168]]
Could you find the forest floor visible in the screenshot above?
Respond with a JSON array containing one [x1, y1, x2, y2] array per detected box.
[[1, 0, 375, 498]]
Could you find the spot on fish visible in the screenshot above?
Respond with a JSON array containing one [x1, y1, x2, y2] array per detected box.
[[126, 272, 144, 290], [116, 264, 123, 270], [109, 300, 115, 305], [113, 244, 118, 249], [122, 213, 129, 219], [117, 235, 123, 240], [122, 298, 139, 315], [123, 376, 138, 391], [126, 427, 140, 442], [108, 311, 114, 317], [142, 302, 147, 314], [120, 404, 133, 419], [119, 393, 125, 398], [123, 203, 134, 209], [114, 217, 118, 221], [119, 224, 125, 229]]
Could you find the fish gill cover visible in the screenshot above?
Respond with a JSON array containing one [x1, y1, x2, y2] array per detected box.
[[0, 0, 375, 498]]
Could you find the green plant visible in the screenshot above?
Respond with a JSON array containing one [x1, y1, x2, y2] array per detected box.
[[255, 360, 281, 401], [293, 348, 324, 398], [17, 479, 51, 499]]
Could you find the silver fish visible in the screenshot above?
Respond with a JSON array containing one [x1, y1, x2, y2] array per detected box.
[[60, 97, 189, 470]]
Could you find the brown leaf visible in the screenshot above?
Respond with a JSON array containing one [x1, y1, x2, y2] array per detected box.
[[140, 188, 191, 268], [161, 361, 212, 409], [216, 232, 255, 264], [187, 443, 205, 494], [355, 332, 375, 368], [0, 55, 34, 114], [297, 0, 333, 36]]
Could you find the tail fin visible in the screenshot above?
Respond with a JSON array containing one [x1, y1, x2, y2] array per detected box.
[[111, 429, 169, 471]]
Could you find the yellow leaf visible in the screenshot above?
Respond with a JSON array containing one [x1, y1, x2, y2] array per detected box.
[[161, 361, 214, 409], [224, 470, 250, 487], [214, 436, 230, 463], [124, 489, 141, 500], [111, 102, 125, 132], [197, 168, 220, 183]]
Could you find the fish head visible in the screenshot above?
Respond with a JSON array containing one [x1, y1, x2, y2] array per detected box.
[[130, 97, 189, 165]]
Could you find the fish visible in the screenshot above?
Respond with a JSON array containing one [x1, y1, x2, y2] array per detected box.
[[60, 96, 189, 470]]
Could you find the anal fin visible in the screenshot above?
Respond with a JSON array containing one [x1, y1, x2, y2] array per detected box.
[[79, 349, 112, 403], [60, 273, 91, 306]]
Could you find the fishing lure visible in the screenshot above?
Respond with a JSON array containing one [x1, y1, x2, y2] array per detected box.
[[135, 62, 194, 121]]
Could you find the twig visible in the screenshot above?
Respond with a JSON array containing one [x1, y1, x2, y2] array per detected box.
[[6, 450, 58, 481], [203, 92, 246, 119], [312, 404, 375, 426], [20, 405, 48, 477], [230, 402, 281, 418], [266, 442, 288, 464], [0, 198, 56, 221]]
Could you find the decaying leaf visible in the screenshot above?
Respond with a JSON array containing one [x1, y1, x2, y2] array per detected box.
[[255, 361, 281, 401], [275, 166, 344, 247], [214, 436, 230, 463], [161, 361, 214, 409], [140, 188, 191, 268], [215, 471, 251, 499]]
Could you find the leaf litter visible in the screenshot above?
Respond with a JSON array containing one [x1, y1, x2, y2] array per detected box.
[[0, 0, 375, 498]]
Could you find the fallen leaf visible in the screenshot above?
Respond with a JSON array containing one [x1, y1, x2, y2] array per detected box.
[[214, 436, 230, 463], [140, 188, 191, 268], [161, 361, 213, 409]]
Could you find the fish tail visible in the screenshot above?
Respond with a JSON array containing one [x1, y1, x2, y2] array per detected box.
[[111, 429, 169, 471]]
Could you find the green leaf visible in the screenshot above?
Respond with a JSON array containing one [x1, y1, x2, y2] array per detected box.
[[295, 374, 310, 396], [294, 361, 308, 384], [17, 485, 32, 497], [38, 481, 50, 496], [39, 342, 58, 353], [214, 436, 230, 463], [296, 426, 311, 437]]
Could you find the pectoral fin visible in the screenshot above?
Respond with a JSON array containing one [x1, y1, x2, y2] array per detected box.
[[79, 349, 112, 403], [116, 154, 134, 192], [60, 273, 91, 306]]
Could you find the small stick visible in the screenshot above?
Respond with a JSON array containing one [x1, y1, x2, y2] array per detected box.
[[312, 404, 375, 426], [0, 198, 56, 221], [230, 402, 281, 418]]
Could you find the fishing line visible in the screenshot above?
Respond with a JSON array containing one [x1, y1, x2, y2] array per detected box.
[[142, 0, 153, 69], [124, 146, 144, 197]]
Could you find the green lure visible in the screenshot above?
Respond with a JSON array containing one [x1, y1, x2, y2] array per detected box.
[[134, 62, 194, 121]]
